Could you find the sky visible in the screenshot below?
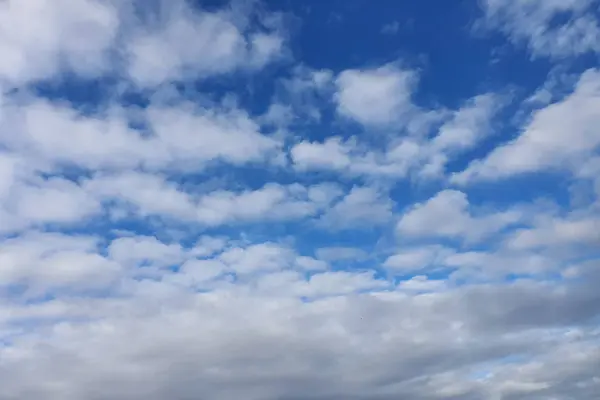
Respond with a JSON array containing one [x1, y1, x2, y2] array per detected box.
[[0, 0, 599, 399]]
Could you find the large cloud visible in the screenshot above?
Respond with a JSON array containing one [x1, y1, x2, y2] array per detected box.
[[0, 0, 599, 399], [1, 260, 600, 399], [0, 0, 284, 87]]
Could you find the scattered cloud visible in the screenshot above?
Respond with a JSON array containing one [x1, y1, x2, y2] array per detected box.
[[0, 0, 599, 399], [454, 69, 600, 184], [396, 190, 522, 244], [477, 0, 600, 58], [0, 0, 284, 87], [291, 93, 501, 180]]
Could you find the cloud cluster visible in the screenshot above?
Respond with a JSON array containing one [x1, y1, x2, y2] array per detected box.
[[0, 0, 283, 86], [0, 0, 599, 399], [478, 0, 600, 58]]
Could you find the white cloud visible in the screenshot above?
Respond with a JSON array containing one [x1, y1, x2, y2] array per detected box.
[[0, 165, 101, 234], [478, 0, 600, 58], [85, 171, 196, 220], [2, 98, 153, 171], [335, 64, 417, 126], [300, 270, 388, 297], [419, 93, 501, 178], [292, 137, 368, 173], [12, 177, 101, 225], [0, 97, 282, 173], [252, 269, 389, 298], [0, 153, 19, 200], [171, 259, 228, 286], [318, 186, 394, 230], [576, 155, 600, 205], [504, 215, 600, 251], [145, 104, 282, 169], [0, 0, 284, 87], [384, 243, 564, 280], [165, 242, 330, 280], [86, 172, 342, 226], [195, 183, 321, 226], [1, 1, 599, 399], [108, 235, 185, 270], [453, 69, 600, 183], [431, 94, 498, 152], [444, 250, 560, 279], [190, 236, 229, 258], [219, 242, 296, 275], [291, 136, 424, 179], [397, 275, 447, 292], [2, 270, 600, 399], [0, 232, 119, 294], [396, 190, 522, 243], [295, 256, 329, 271], [291, 93, 501, 180], [0, 0, 119, 85], [126, 2, 283, 86]]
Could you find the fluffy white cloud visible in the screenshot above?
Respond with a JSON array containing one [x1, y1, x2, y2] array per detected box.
[[108, 235, 185, 270], [291, 136, 420, 178], [86, 172, 344, 226], [291, 93, 501, 180], [12, 177, 101, 225], [0, 0, 284, 87], [0, 232, 120, 294], [0, 159, 101, 233], [1, 1, 599, 399], [127, 5, 283, 86], [396, 190, 522, 243], [454, 69, 600, 183], [0, 97, 281, 173], [0, 0, 119, 85], [335, 63, 417, 126], [504, 214, 600, 251], [219, 242, 296, 275], [194, 183, 323, 226], [431, 94, 499, 152], [164, 241, 329, 288], [420, 93, 500, 178], [291, 137, 354, 171]]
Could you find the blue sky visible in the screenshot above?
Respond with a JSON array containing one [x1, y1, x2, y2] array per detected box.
[[0, 0, 599, 399]]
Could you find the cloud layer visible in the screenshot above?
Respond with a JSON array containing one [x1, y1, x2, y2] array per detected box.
[[0, 0, 599, 399]]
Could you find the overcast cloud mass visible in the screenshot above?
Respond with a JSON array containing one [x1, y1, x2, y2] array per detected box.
[[0, 0, 599, 399]]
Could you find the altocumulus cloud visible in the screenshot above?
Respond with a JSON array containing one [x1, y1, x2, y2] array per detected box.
[[0, 0, 600, 399]]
